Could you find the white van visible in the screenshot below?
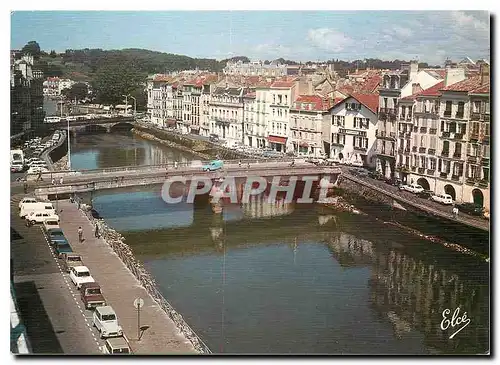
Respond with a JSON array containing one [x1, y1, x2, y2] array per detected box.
[[18, 197, 37, 210], [20, 202, 55, 218], [431, 193, 454, 205]]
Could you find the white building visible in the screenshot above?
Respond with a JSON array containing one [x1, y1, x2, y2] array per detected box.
[[223, 60, 288, 77], [209, 86, 245, 145], [242, 90, 260, 147], [289, 95, 332, 157], [266, 79, 298, 153], [254, 81, 273, 149], [329, 94, 379, 167]]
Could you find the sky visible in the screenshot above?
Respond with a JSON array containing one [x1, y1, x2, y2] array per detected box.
[[11, 11, 490, 65]]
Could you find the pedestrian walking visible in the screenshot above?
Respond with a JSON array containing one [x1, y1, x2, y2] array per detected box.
[[247, 162, 250, 169], [51, 178, 56, 185], [238, 160, 242, 168], [23, 182, 28, 194], [59, 176, 64, 185], [174, 161, 178, 169], [36, 170, 43, 182], [94, 224, 100, 238], [452, 206, 459, 219], [78, 226, 84, 243]]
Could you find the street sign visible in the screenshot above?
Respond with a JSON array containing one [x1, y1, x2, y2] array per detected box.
[[134, 298, 144, 309]]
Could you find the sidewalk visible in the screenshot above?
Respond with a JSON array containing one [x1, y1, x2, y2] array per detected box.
[[57, 200, 196, 354]]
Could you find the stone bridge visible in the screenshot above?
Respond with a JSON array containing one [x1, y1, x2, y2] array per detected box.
[[45, 116, 136, 133]]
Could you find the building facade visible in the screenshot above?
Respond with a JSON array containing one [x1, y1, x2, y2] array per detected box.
[[329, 94, 379, 166], [289, 95, 331, 157], [267, 80, 298, 153], [209, 86, 245, 145]]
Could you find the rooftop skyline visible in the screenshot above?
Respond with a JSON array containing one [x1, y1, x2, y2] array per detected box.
[[11, 11, 490, 64]]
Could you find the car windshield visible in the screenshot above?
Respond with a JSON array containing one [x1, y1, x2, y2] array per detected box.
[[46, 221, 58, 226], [50, 230, 64, 235], [102, 314, 116, 321], [113, 348, 129, 354], [67, 256, 81, 262], [78, 271, 90, 277], [58, 243, 71, 249], [87, 288, 101, 295]]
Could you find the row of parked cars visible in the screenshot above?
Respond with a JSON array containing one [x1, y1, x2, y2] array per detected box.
[[18, 197, 132, 354]]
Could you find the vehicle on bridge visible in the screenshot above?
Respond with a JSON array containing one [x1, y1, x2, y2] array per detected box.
[[457, 202, 485, 217], [202, 159, 224, 172], [80, 282, 106, 309], [93, 306, 123, 339], [42, 218, 60, 231], [18, 197, 37, 210], [101, 337, 131, 354], [69, 265, 95, 289], [61, 253, 84, 273], [417, 190, 434, 200], [44, 116, 61, 123]]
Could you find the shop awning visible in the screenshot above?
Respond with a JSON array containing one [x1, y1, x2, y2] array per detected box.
[[299, 142, 309, 147], [166, 119, 176, 126], [268, 135, 287, 144]]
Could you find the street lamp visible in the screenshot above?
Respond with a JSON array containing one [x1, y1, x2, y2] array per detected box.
[[122, 95, 129, 116], [67, 118, 71, 170], [129, 96, 137, 118]]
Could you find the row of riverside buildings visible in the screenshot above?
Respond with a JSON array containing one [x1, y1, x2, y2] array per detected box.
[[10, 53, 45, 139], [146, 59, 490, 210]]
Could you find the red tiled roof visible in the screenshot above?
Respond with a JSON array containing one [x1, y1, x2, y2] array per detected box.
[[441, 76, 482, 92], [418, 81, 445, 97], [331, 93, 379, 114], [359, 75, 381, 93], [244, 91, 256, 98], [271, 80, 296, 88], [469, 83, 490, 94], [291, 95, 332, 112], [153, 74, 171, 82], [255, 81, 272, 89]]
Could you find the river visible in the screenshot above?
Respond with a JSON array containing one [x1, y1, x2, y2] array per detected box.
[[71, 131, 490, 355]]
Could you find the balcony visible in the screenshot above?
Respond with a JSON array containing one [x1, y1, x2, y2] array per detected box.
[[331, 141, 345, 147], [444, 110, 452, 118], [482, 157, 490, 166], [441, 150, 449, 157], [396, 164, 410, 173], [413, 126, 418, 132], [378, 150, 395, 158], [440, 172, 449, 178], [453, 152, 462, 159], [404, 132, 411, 139], [469, 131, 479, 141], [442, 131, 450, 138], [397, 147, 403, 154], [452, 133, 464, 141], [467, 155, 478, 164], [412, 146, 417, 152], [411, 166, 417, 172], [429, 128, 437, 134], [478, 179, 489, 188], [470, 112, 482, 121], [466, 177, 479, 185], [404, 148, 411, 154], [427, 169, 436, 175], [418, 167, 425, 174], [428, 148, 436, 155], [484, 114, 490, 122], [451, 175, 460, 181], [419, 147, 426, 154], [420, 127, 427, 133], [455, 112, 464, 119], [483, 135, 490, 144], [354, 146, 368, 152]]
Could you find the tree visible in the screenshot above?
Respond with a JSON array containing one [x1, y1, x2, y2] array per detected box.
[[21, 41, 41, 59], [62, 83, 89, 102], [49, 50, 57, 58], [92, 61, 145, 106]]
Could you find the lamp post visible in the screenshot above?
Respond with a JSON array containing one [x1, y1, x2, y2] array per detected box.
[[122, 95, 129, 116], [129, 96, 137, 118], [67, 118, 71, 170]]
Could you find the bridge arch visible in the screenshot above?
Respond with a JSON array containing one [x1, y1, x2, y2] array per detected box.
[[472, 188, 484, 207], [416, 177, 430, 191], [84, 124, 108, 134], [110, 122, 134, 132], [444, 184, 456, 200]]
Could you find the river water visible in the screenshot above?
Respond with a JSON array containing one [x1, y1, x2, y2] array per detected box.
[[71, 131, 490, 355]]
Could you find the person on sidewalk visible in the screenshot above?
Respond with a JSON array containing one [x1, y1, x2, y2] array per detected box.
[[51, 178, 55, 185], [94, 224, 100, 238], [78, 226, 84, 243], [23, 182, 28, 194], [59, 176, 64, 185], [36, 170, 43, 182]]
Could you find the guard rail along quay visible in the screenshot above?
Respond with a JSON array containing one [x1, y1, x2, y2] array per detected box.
[[342, 172, 489, 232], [72, 196, 212, 354]]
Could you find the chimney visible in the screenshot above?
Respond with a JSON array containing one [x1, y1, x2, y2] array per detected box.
[[444, 68, 466, 87], [480, 63, 490, 85], [409, 60, 419, 81], [412, 83, 422, 95]]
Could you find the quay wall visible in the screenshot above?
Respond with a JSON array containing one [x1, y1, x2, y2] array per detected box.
[[332, 178, 489, 255]]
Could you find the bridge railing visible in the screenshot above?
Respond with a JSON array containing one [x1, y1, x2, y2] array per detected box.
[[73, 197, 212, 354]]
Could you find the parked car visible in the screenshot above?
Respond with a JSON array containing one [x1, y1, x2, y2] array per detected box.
[[202, 160, 224, 172], [61, 253, 84, 273], [456, 202, 484, 216], [80, 282, 106, 309], [417, 190, 434, 199], [93, 306, 123, 338], [43, 218, 60, 231], [385, 177, 402, 187], [55, 241, 73, 258], [46, 228, 67, 245], [69, 266, 95, 289], [367, 171, 384, 180], [402, 184, 424, 194], [430, 193, 454, 205], [101, 337, 131, 354]]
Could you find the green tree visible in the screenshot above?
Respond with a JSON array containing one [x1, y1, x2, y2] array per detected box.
[[21, 41, 41, 59], [92, 61, 145, 106], [62, 82, 89, 101], [49, 50, 57, 58]]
